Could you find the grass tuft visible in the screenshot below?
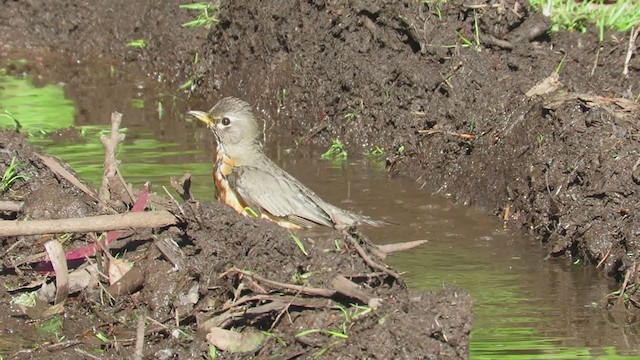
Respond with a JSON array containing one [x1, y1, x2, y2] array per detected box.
[[530, 0, 640, 40], [1, 157, 28, 192], [289, 232, 309, 256], [321, 140, 348, 161], [180, 2, 220, 29], [126, 39, 147, 48]]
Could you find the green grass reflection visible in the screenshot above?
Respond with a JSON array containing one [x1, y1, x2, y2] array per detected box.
[[0, 74, 214, 199], [389, 245, 638, 359], [0, 74, 74, 132]]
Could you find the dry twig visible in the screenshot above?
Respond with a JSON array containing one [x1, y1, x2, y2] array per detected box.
[[99, 112, 128, 209], [418, 129, 477, 140], [222, 267, 336, 298], [170, 173, 203, 225], [0, 210, 178, 236], [343, 231, 401, 280], [376, 240, 428, 257], [623, 27, 639, 77], [134, 310, 146, 360]]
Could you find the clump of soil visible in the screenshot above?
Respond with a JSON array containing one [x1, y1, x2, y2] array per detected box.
[[0, 131, 471, 358]]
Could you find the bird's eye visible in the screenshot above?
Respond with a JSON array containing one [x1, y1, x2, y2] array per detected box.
[[221, 117, 231, 126]]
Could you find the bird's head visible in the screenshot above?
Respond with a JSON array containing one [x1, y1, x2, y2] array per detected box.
[[188, 97, 260, 150], [187, 97, 262, 164]]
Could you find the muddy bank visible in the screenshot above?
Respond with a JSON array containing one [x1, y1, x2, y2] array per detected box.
[[2, 0, 640, 356], [191, 0, 640, 284], [0, 131, 471, 358], [1, 0, 639, 349], [3, 0, 637, 285]]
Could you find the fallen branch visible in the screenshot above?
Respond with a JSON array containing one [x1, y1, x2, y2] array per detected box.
[[32, 183, 152, 271], [213, 294, 329, 318], [331, 275, 375, 305], [479, 33, 513, 50], [199, 293, 334, 332], [106, 265, 145, 297], [222, 267, 336, 298], [0, 210, 178, 237]]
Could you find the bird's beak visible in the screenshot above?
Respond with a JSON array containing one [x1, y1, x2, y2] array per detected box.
[[187, 110, 214, 125]]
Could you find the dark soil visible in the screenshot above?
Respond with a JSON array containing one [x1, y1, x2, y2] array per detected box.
[[1, 0, 639, 357]]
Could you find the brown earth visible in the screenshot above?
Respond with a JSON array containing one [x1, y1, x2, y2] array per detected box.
[[1, 0, 640, 358]]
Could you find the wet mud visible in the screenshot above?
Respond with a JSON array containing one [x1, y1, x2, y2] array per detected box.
[[1, 0, 640, 357]]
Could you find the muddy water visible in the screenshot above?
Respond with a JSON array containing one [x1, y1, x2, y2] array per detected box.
[[270, 146, 638, 359], [2, 61, 639, 358]]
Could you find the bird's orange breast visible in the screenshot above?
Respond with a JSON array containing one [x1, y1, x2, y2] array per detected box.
[[213, 145, 303, 230], [213, 147, 245, 214]]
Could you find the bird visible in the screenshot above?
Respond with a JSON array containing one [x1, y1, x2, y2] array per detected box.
[[187, 97, 387, 230]]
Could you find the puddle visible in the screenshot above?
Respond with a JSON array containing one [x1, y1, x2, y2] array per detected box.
[[1, 59, 639, 359]]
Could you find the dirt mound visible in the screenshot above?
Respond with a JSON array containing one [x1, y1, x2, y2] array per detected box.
[[0, 130, 471, 358]]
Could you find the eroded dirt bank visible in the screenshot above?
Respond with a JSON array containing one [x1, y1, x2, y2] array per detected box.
[[3, 0, 637, 283], [191, 0, 640, 284], [1, 0, 640, 355]]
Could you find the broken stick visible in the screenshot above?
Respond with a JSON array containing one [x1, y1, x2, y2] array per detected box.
[[0, 210, 178, 236]]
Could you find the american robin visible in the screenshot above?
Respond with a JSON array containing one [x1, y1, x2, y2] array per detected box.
[[188, 97, 387, 229]]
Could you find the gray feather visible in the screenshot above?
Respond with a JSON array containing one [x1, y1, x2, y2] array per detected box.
[[228, 164, 336, 228]]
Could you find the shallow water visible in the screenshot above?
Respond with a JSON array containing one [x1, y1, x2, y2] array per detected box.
[[1, 61, 638, 358]]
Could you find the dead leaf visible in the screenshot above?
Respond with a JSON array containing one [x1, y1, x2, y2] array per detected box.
[[38, 265, 99, 302], [44, 240, 68, 304], [206, 328, 264, 353], [42, 302, 65, 317], [525, 72, 561, 97], [108, 257, 134, 285]]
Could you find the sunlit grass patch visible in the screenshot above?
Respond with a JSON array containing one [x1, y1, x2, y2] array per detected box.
[[1, 156, 28, 192], [530, 0, 640, 40], [321, 140, 348, 162], [0, 75, 75, 134]]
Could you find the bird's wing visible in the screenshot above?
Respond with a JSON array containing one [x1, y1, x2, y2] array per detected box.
[[227, 165, 335, 228]]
